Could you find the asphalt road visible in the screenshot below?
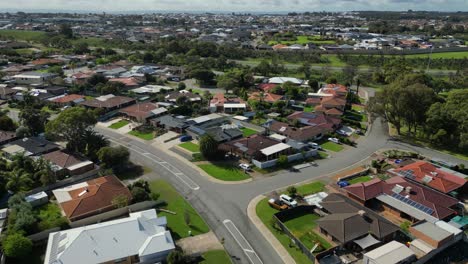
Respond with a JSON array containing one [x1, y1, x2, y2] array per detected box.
[[95, 116, 467, 264]]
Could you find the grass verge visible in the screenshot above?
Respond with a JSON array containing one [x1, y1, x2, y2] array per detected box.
[[198, 164, 250, 181], [321, 142, 344, 152], [149, 180, 209, 240], [241, 127, 258, 137], [199, 250, 232, 264], [128, 130, 154, 140], [179, 142, 200, 152]]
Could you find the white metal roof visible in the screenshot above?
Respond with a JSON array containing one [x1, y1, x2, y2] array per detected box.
[[25, 191, 48, 203], [188, 113, 222, 124], [435, 220, 462, 236], [223, 103, 246, 108], [364, 241, 415, 264], [260, 143, 291, 156], [44, 209, 175, 264], [233, 115, 249, 121], [268, 77, 303, 85], [269, 133, 287, 141]]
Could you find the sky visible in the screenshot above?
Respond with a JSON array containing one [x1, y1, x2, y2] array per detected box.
[[0, 0, 467, 13]]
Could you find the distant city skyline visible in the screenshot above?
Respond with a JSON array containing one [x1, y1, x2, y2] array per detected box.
[[1, 0, 467, 13]]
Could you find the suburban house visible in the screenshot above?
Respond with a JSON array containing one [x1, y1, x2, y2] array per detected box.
[[219, 134, 282, 161], [150, 115, 189, 133], [209, 93, 247, 113], [1, 137, 60, 158], [268, 77, 303, 85], [307, 83, 348, 116], [0, 85, 17, 100], [44, 209, 175, 264], [49, 94, 85, 107], [119, 102, 167, 123], [52, 175, 132, 222], [130, 85, 175, 96], [12, 71, 57, 85], [108, 77, 144, 89], [42, 150, 95, 177], [267, 119, 334, 142], [164, 90, 201, 103], [0, 131, 18, 146], [388, 160, 467, 194], [288, 111, 342, 129], [317, 193, 399, 247], [70, 71, 94, 85], [248, 92, 283, 103], [344, 176, 460, 222], [79, 94, 136, 112], [185, 114, 243, 143], [362, 241, 416, 264], [95, 65, 127, 78]]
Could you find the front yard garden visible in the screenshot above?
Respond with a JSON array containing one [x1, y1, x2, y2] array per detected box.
[[198, 164, 250, 181], [240, 127, 258, 137], [179, 142, 200, 152], [320, 142, 344, 152], [283, 212, 332, 252], [109, 120, 129, 129], [347, 175, 373, 184], [149, 180, 209, 240], [128, 130, 155, 140]]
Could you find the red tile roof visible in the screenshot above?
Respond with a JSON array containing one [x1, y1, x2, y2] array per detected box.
[[31, 58, 63, 65], [344, 176, 459, 219], [269, 120, 333, 142], [249, 92, 283, 103], [43, 150, 88, 169], [50, 94, 84, 104], [210, 93, 244, 107], [390, 160, 466, 193], [59, 175, 132, 221], [258, 83, 278, 92], [119, 102, 158, 119], [108, 77, 142, 87]]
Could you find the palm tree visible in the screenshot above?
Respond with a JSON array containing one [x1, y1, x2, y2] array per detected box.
[[6, 169, 33, 193]]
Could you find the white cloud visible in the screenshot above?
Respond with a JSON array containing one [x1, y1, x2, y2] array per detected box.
[[0, 0, 466, 12]]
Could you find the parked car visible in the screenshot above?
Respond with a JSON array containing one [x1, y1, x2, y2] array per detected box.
[[279, 194, 298, 208], [328, 137, 340, 144], [337, 130, 347, 136], [308, 142, 323, 150], [179, 135, 192, 142], [355, 129, 363, 135], [239, 163, 252, 171], [268, 198, 288, 210]]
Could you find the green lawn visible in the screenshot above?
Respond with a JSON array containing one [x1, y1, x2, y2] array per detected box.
[[198, 164, 250, 181], [295, 182, 325, 196], [179, 142, 200, 152], [303, 106, 314, 112], [109, 120, 130, 129], [348, 175, 373, 185], [352, 105, 365, 112], [199, 250, 232, 264], [128, 130, 154, 140], [35, 203, 68, 231], [268, 35, 336, 46], [284, 213, 332, 252], [256, 198, 313, 264], [149, 180, 209, 240], [404, 51, 468, 59], [241, 127, 258, 137], [321, 142, 344, 152], [0, 29, 46, 42]]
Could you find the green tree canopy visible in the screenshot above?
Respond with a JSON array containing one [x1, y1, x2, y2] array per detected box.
[[199, 134, 219, 160], [2, 233, 33, 259]]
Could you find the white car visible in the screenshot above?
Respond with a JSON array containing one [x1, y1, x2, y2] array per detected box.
[[328, 137, 340, 144], [280, 194, 298, 207], [239, 163, 251, 171]]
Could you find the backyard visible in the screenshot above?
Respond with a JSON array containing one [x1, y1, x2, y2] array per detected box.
[[320, 141, 344, 152], [240, 127, 258, 137], [283, 212, 332, 252], [197, 163, 250, 181], [109, 120, 130, 129], [179, 142, 200, 152], [34, 203, 68, 232], [149, 180, 210, 239]]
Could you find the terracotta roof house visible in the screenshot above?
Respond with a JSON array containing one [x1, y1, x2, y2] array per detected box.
[[209, 93, 246, 113], [108, 77, 144, 88], [119, 102, 167, 123], [71, 71, 94, 85], [30, 58, 64, 66], [317, 193, 399, 245], [258, 83, 278, 93], [79, 94, 136, 112], [248, 92, 283, 103], [344, 176, 459, 222], [287, 111, 341, 127], [49, 94, 85, 106], [322, 84, 348, 97], [219, 134, 279, 160], [268, 120, 334, 142], [52, 175, 132, 222], [0, 131, 17, 146], [43, 150, 95, 176], [388, 160, 467, 194]]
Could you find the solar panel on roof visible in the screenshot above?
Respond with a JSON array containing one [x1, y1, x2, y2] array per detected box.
[[390, 193, 434, 215]]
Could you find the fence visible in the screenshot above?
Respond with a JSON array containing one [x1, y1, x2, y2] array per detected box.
[[27, 227, 61, 243], [272, 46, 468, 55], [336, 167, 370, 182], [69, 200, 157, 228], [272, 206, 318, 263], [24, 166, 100, 196], [252, 149, 318, 169]]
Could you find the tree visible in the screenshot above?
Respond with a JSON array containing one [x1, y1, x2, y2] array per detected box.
[[277, 155, 288, 167], [199, 134, 219, 160], [190, 68, 215, 85], [2, 233, 33, 258], [112, 194, 129, 208], [19, 107, 50, 136], [0, 115, 16, 131], [59, 24, 73, 38], [167, 249, 186, 264], [97, 146, 130, 171], [177, 82, 186, 90], [73, 42, 90, 55], [131, 186, 149, 203], [287, 186, 298, 197], [45, 107, 97, 152], [6, 169, 33, 193], [308, 78, 320, 93]]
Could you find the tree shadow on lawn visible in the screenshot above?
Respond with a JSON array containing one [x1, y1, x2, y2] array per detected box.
[[114, 162, 145, 180]]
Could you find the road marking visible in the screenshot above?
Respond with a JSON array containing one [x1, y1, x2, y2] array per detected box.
[[108, 138, 200, 191], [223, 219, 263, 264]]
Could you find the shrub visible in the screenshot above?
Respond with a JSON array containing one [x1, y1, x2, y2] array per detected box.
[[2, 233, 33, 258]]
